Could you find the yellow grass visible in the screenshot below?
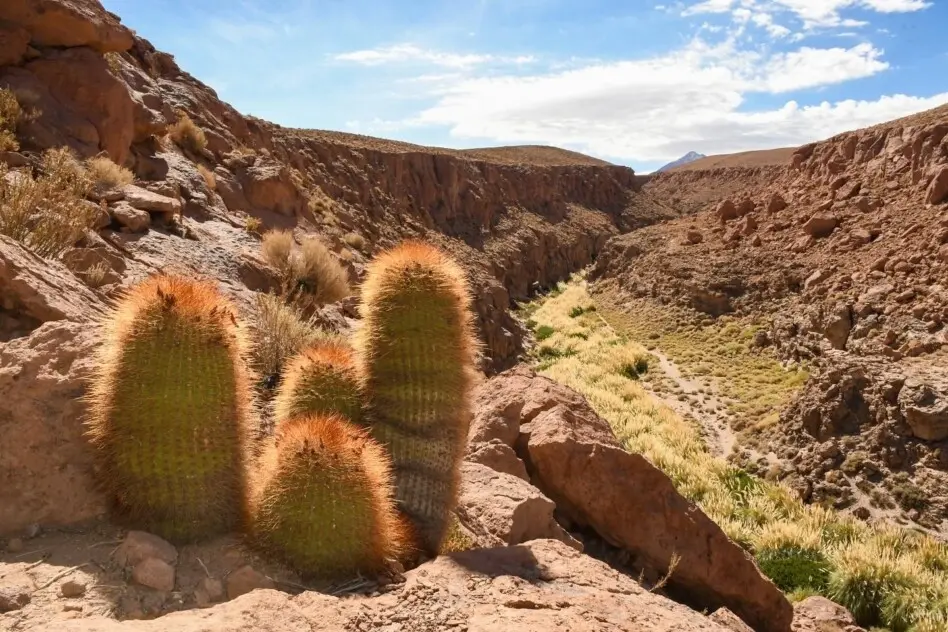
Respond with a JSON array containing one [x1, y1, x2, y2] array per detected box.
[[169, 112, 207, 153], [0, 88, 23, 152], [0, 148, 98, 258], [260, 229, 350, 309], [524, 277, 948, 629], [198, 164, 217, 190], [86, 156, 133, 190]]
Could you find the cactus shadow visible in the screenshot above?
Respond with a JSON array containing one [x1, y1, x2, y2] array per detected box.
[[442, 543, 546, 583]]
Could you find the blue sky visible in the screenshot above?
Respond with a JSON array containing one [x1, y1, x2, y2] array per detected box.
[[100, 0, 948, 173]]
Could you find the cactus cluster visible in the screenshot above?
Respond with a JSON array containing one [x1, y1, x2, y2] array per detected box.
[[86, 240, 479, 578]]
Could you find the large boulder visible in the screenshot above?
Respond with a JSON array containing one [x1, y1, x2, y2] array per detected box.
[[55, 540, 734, 631], [458, 462, 580, 549], [0, 0, 134, 52], [483, 368, 792, 632], [899, 380, 948, 441], [0, 234, 106, 326], [0, 321, 106, 535]]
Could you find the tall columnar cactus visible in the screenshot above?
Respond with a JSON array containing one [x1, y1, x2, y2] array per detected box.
[[355, 241, 480, 555], [86, 274, 253, 543], [247, 414, 408, 578], [273, 341, 362, 426]]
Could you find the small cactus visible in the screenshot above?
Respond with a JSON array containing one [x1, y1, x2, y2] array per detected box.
[[355, 241, 480, 555], [273, 341, 362, 426], [247, 414, 408, 578], [85, 275, 253, 542]]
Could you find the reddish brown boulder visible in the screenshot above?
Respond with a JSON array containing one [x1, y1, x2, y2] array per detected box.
[[466, 439, 530, 480], [25, 47, 135, 163], [237, 158, 304, 216], [685, 229, 704, 244], [0, 0, 134, 52], [716, 200, 738, 222], [0, 322, 106, 535], [473, 369, 791, 630], [803, 215, 837, 238], [767, 193, 787, 213], [927, 166, 948, 205], [458, 462, 580, 549], [503, 370, 792, 632]]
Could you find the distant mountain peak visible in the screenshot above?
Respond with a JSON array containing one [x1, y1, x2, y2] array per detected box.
[[657, 151, 706, 172]]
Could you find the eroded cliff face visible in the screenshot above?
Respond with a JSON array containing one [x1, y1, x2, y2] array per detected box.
[[0, 0, 659, 372]]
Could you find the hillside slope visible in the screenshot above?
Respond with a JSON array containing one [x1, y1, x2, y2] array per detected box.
[[592, 101, 948, 533]]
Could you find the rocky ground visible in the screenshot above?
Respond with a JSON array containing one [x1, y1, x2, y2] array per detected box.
[[591, 103, 948, 534]]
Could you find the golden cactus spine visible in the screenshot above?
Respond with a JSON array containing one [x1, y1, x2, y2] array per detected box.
[[355, 241, 480, 555], [273, 341, 362, 426], [247, 414, 408, 578], [85, 274, 253, 543]]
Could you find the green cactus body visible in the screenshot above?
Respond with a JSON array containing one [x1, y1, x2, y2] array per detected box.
[[273, 342, 362, 426], [86, 275, 252, 543], [355, 241, 479, 555], [248, 415, 406, 578]]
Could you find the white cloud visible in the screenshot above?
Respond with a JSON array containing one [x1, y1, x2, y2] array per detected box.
[[333, 44, 535, 68], [683, 0, 931, 29], [363, 37, 946, 163]]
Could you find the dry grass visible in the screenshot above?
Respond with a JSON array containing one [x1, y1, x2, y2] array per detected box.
[[0, 147, 97, 258], [168, 112, 207, 153], [197, 164, 216, 190], [86, 156, 133, 190], [523, 277, 948, 630], [260, 229, 350, 309], [250, 293, 340, 382], [343, 232, 366, 251], [244, 216, 263, 236], [82, 261, 112, 289], [0, 88, 24, 152], [595, 293, 808, 434]]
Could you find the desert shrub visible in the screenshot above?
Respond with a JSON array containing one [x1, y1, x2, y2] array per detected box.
[[244, 216, 263, 236], [343, 232, 365, 251], [439, 515, 477, 554], [888, 473, 928, 511], [261, 229, 294, 273], [840, 450, 869, 475], [104, 51, 123, 75], [169, 112, 207, 153], [81, 261, 112, 289], [250, 293, 338, 382], [828, 540, 917, 626], [288, 238, 350, 306], [569, 305, 586, 318], [0, 88, 23, 152], [0, 147, 96, 258], [197, 164, 216, 190], [86, 156, 133, 190], [535, 325, 555, 341], [261, 230, 350, 309], [758, 546, 830, 592]]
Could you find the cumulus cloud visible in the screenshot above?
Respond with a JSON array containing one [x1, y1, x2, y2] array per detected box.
[[357, 37, 945, 163], [333, 44, 535, 68], [683, 0, 931, 30]]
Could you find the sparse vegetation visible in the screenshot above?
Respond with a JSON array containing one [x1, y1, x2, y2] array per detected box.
[[0, 147, 97, 258], [524, 278, 948, 630], [86, 155, 133, 190], [260, 229, 350, 309], [197, 164, 217, 190], [81, 261, 112, 289], [168, 111, 207, 153], [595, 293, 808, 433], [244, 216, 263, 236], [250, 293, 337, 382], [535, 325, 555, 341], [0, 88, 24, 151], [343, 232, 365, 251]]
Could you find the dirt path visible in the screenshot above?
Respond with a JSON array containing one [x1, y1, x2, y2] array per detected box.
[[644, 349, 738, 458]]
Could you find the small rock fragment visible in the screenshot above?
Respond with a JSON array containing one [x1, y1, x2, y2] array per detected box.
[[194, 577, 225, 606], [60, 579, 87, 598], [5, 537, 24, 553], [226, 565, 274, 601], [132, 558, 176, 592], [115, 531, 178, 567]]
